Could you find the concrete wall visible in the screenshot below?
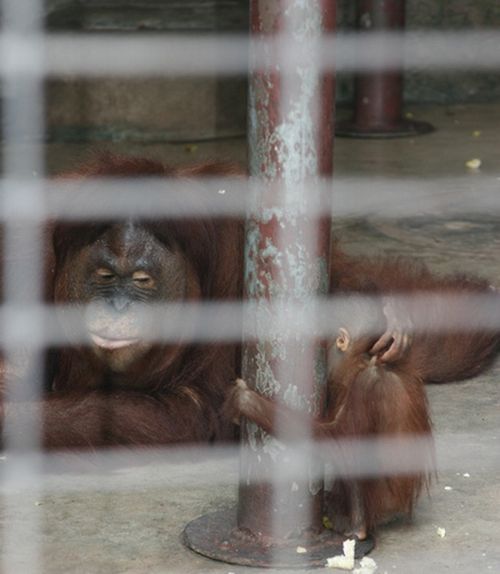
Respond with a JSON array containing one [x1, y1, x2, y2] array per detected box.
[[337, 0, 500, 105], [41, 0, 500, 142], [45, 0, 248, 32], [44, 1, 248, 142]]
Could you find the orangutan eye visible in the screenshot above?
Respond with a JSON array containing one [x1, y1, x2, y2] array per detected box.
[[133, 271, 155, 288], [95, 268, 115, 281]]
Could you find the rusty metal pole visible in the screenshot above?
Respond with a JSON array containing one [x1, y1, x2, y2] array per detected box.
[[336, 0, 434, 138], [184, 0, 373, 568], [237, 0, 336, 549]]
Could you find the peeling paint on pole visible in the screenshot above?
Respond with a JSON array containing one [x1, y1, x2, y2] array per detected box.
[[239, 0, 336, 541]]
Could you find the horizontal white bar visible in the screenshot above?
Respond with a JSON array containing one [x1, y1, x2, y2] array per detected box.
[[1, 31, 499, 77], [0, 293, 498, 348], [0, 431, 497, 493], [2, 175, 500, 220]]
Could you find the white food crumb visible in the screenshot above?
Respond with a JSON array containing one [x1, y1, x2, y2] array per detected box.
[[463, 473, 470, 478], [444, 486, 453, 491], [437, 527, 446, 538], [326, 539, 356, 570], [354, 556, 378, 574], [218, 189, 227, 195], [326, 555, 354, 570], [465, 158, 482, 170], [296, 546, 307, 554]]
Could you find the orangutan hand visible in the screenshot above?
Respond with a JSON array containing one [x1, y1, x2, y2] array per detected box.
[[370, 296, 413, 363]]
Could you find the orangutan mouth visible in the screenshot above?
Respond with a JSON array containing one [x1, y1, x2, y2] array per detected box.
[[90, 332, 140, 350]]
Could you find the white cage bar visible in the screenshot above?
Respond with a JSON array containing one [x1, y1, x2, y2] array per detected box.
[[0, 1, 499, 573]]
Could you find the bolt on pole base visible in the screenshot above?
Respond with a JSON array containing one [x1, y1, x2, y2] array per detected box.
[[183, 507, 374, 569], [335, 117, 435, 139]]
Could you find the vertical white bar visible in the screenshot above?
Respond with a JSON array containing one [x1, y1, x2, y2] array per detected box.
[[1, 1, 45, 573]]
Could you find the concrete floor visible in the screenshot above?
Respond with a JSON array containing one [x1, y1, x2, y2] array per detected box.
[[1, 103, 500, 573]]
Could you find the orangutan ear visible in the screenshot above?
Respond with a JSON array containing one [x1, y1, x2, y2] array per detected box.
[[335, 327, 351, 353]]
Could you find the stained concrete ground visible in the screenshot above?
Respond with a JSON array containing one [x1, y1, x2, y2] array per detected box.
[[1, 103, 500, 573]]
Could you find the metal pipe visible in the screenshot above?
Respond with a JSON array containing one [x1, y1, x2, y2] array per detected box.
[[337, 0, 434, 138], [237, 0, 334, 543]]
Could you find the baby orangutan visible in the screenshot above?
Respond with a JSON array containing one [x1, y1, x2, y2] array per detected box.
[[225, 266, 500, 538], [225, 295, 433, 539]]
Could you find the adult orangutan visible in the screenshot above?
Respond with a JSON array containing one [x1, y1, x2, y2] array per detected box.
[[2, 155, 244, 448]]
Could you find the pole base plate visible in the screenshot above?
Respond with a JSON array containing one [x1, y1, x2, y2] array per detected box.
[[336, 118, 435, 139], [183, 507, 374, 569]]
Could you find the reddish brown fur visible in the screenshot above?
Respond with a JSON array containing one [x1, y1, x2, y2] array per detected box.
[[325, 333, 434, 532], [1, 155, 244, 449], [225, 334, 434, 533], [331, 246, 500, 382], [226, 233, 500, 534]]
